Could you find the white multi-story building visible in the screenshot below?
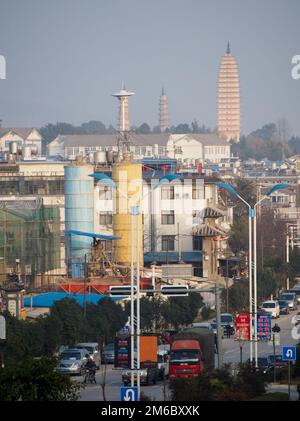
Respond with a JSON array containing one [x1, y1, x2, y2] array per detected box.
[[47, 133, 230, 164], [93, 173, 232, 278]]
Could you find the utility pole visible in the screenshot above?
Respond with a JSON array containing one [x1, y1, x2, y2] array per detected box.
[[273, 332, 276, 383], [215, 284, 223, 368], [136, 206, 141, 401], [83, 254, 87, 319], [130, 208, 135, 388], [286, 230, 290, 291], [226, 258, 229, 313]]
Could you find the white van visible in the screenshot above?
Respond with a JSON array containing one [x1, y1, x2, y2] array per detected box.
[[261, 300, 280, 319]]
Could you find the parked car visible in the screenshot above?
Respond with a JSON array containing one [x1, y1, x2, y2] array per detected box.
[[75, 342, 101, 369], [248, 357, 271, 375], [210, 321, 218, 335], [278, 300, 290, 315], [289, 287, 300, 303], [279, 292, 297, 310], [261, 300, 280, 318], [210, 320, 232, 338], [191, 322, 213, 331], [57, 348, 89, 375], [257, 308, 269, 317], [220, 313, 235, 335], [102, 343, 115, 364], [267, 354, 288, 369]]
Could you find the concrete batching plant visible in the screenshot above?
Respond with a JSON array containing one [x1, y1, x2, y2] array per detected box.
[[64, 161, 94, 276]]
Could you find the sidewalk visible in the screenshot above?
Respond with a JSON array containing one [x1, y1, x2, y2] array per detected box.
[[266, 383, 299, 401]]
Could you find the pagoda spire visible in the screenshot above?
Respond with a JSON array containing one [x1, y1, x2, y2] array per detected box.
[[226, 41, 231, 54]]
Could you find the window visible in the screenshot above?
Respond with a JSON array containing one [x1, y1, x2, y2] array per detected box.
[[162, 235, 175, 251], [193, 236, 203, 251], [161, 185, 174, 200], [99, 185, 112, 200], [99, 212, 113, 225], [161, 210, 175, 225], [158, 147, 164, 156], [192, 182, 203, 199]]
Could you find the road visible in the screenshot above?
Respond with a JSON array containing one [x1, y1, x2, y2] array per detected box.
[[78, 366, 169, 401], [78, 310, 299, 401], [223, 309, 299, 367]]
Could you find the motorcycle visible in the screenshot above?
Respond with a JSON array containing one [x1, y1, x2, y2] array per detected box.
[[83, 367, 96, 384]]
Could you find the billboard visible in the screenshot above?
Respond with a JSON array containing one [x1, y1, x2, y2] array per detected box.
[[235, 313, 250, 341], [257, 314, 272, 341], [114, 335, 131, 368]]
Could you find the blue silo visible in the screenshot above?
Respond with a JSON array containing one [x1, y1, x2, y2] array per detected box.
[[64, 163, 94, 277]]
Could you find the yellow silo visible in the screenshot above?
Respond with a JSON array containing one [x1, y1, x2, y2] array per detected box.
[[112, 153, 143, 269]]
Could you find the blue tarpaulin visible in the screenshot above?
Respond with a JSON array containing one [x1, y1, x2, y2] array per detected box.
[[24, 292, 123, 308]]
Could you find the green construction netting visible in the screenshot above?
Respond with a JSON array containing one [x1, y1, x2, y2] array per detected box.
[[0, 205, 60, 276]]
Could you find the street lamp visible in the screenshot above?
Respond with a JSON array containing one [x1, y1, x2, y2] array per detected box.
[[253, 183, 289, 368], [214, 182, 289, 368], [214, 182, 255, 362]]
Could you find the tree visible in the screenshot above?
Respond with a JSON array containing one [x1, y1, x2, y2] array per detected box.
[[226, 178, 256, 253], [223, 280, 249, 312], [49, 298, 84, 346], [277, 118, 291, 144], [40, 122, 79, 144], [288, 136, 300, 154], [136, 123, 151, 134], [170, 123, 191, 134], [125, 296, 165, 331], [80, 120, 107, 134], [170, 364, 265, 401], [0, 357, 80, 401], [161, 293, 203, 329]]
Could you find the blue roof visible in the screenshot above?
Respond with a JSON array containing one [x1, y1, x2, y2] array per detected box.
[[144, 251, 202, 264], [89, 173, 116, 189], [144, 252, 179, 263], [24, 292, 123, 308], [65, 230, 120, 240], [181, 251, 203, 262]]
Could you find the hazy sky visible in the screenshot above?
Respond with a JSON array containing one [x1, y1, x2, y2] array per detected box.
[[0, 0, 299, 135]]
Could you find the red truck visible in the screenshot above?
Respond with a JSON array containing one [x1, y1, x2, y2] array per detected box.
[[169, 328, 215, 379]]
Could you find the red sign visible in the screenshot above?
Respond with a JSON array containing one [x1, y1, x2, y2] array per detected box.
[[235, 313, 250, 341]]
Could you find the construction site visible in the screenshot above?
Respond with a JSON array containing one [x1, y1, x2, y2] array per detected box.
[[0, 87, 235, 317]]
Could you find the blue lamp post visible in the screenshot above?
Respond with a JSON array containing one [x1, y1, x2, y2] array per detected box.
[[252, 183, 289, 368], [214, 182, 289, 367]]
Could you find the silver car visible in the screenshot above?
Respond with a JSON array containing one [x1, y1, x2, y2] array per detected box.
[[76, 342, 101, 369], [57, 348, 88, 375], [102, 343, 115, 364], [279, 292, 297, 310]]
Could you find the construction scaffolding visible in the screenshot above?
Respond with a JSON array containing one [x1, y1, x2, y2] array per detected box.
[[0, 202, 61, 288]]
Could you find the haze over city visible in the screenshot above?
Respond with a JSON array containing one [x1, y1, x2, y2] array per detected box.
[[0, 0, 299, 135]]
